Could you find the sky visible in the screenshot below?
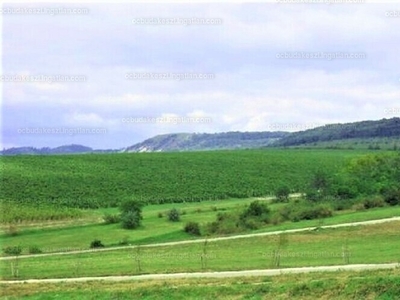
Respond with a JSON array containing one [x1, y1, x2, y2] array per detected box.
[[2, 2, 400, 149]]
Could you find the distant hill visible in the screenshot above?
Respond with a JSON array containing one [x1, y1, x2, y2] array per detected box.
[[124, 131, 289, 152], [3, 118, 399, 155], [274, 118, 400, 148], [1, 144, 98, 155]]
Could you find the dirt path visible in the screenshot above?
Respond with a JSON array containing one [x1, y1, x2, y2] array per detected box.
[[1, 216, 399, 261], [2, 263, 399, 284]]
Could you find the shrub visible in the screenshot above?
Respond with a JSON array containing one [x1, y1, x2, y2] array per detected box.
[[295, 205, 333, 221], [352, 203, 366, 211], [305, 189, 323, 202], [384, 189, 400, 206], [6, 224, 19, 237], [28, 245, 42, 254], [242, 201, 270, 218], [278, 206, 291, 220], [214, 217, 241, 235], [168, 208, 181, 222], [363, 197, 385, 209], [331, 198, 356, 211], [3, 246, 22, 256], [240, 201, 270, 224], [120, 200, 144, 215], [157, 212, 164, 218], [242, 219, 261, 230], [184, 222, 201, 236], [90, 239, 105, 248], [121, 211, 142, 229], [275, 186, 290, 202], [118, 236, 129, 246], [103, 213, 120, 224], [279, 203, 333, 222], [120, 200, 144, 229], [270, 214, 283, 226], [335, 186, 358, 200]]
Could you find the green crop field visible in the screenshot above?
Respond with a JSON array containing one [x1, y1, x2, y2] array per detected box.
[[1, 149, 400, 300], [1, 149, 372, 211]]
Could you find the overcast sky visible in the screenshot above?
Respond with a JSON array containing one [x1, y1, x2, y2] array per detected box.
[[2, 2, 400, 149]]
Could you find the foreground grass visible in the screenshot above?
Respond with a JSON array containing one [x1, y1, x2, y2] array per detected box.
[[1, 221, 399, 280], [1, 268, 400, 299], [1, 202, 400, 256]]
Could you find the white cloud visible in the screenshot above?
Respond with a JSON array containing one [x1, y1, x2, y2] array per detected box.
[[3, 2, 400, 148]]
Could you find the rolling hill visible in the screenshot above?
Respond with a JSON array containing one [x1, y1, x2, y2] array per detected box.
[[273, 118, 400, 149], [124, 131, 288, 152]]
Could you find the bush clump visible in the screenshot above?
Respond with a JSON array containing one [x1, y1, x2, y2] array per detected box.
[[103, 213, 120, 224], [168, 208, 181, 222], [383, 188, 400, 206], [184, 222, 201, 236], [363, 197, 385, 209], [28, 245, 42, 254], [121, 211, 142, 229], [120, 200, 144, 229], [90, 239, 105, 248], [3, 245, 22, 256], [205, 201, 271, 235], [278, 203, 333, 222]]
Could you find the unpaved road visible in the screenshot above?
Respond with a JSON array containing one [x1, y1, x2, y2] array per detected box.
[[1, 216, 399, 261], [1, 263, 399, 284]]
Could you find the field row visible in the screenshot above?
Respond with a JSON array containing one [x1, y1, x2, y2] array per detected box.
[[1, 150, 368, 208]]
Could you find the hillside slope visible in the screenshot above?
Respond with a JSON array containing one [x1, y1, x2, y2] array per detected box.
[[274, 118, 400, 147], [124, 132, 288, 152]]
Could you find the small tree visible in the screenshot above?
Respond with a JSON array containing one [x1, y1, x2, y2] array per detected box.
[[121, 211, 142, 229], [4, 246, 22, 278], [306, 170, 331, 202], [168, 208, 181, 222], [120, 200, 144, 229], [275, 186, 290, 202], [241, 201, 270, 218], [133, 244, 142, 273], [201, 239, 208, 270], [271, 234, 288, 268]]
